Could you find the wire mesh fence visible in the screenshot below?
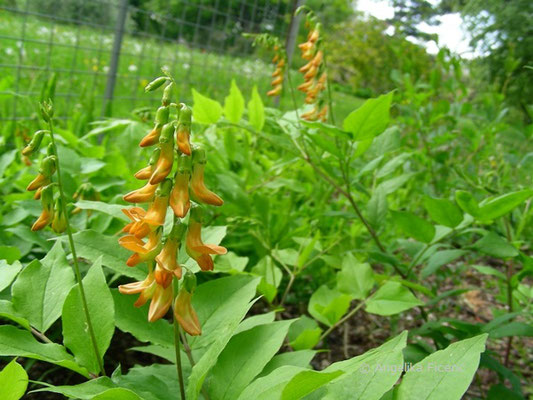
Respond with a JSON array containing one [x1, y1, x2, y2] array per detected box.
[[0, 0, 292, 121]]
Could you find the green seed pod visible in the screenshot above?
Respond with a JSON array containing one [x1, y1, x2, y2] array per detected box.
[[178, 104, 192, 125], [145, 77, 167, 92], [39, 155, 57, 178], [162, 82, 174, 106], [22, 130, 47, 156], [40, 184, 55, 208], [155, 106, 170, 126], [183, 270, 197, 293]]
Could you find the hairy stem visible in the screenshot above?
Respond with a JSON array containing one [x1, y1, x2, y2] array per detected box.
[[47, 120, 105, 376]]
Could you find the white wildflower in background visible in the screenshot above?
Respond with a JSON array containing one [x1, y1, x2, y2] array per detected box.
[[5, 47, 14, 56], [128, 64, 138, 72]]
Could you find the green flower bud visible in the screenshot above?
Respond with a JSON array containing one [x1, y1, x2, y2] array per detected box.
[[145, 77, 168, 92], [22, 130, 47, 156], [183, 270, 197, 293], [162, 82, 174, 106], [39, 155, 57, 178], [155, 106, 170, 125]]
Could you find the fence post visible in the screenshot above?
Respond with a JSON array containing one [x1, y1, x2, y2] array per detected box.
[[285, 0, 304, 68], [102, 0, 128, 117]]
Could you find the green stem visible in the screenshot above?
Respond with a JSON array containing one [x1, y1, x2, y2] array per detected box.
[[319, 295, 372, 342], [173, 316, 186, 400], [47, 120, 105, 377]]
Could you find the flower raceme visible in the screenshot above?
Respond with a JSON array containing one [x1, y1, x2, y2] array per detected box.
[[296, 12, 328, 122], [118, 75, 225, 334]]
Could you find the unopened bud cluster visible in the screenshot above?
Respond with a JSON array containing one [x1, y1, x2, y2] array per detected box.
[[118, 76, 226, 335], [23, 107, 68, 233]]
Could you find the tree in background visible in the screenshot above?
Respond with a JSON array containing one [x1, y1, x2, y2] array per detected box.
[[388, 0, 533, 118], [324, 16, 433, 97]]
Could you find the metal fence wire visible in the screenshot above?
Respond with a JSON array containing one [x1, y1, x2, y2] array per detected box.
[[0, 0, 293, 121]]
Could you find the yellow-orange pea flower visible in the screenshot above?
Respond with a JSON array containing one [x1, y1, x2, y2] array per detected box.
[[144, 179, 172, 226], [185, 207, 227, 271], [134, 148, 160, 180], [118, 270, 157, 307], [26, 155, 56, 191], [156, 222, 186, 279], [170, 154, 192, 218], [124, 182, 158, 203], [119, 228, 162, 267], [149, 124, 174, 185], [176, 105, 192, 156], [174, 287, 201, 336], [31, 184, 54, 231], [148, 280, 173, 322], [122, 207, 151, 239], [267, 85, 282, 97], [190, 148, 223, 207], [139, 106, 169, 147]]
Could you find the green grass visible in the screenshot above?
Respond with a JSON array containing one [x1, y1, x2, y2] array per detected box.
[[0, 11, 363, 124]]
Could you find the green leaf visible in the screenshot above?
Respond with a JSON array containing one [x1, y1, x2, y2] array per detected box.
[[423, 196, 464, 228], [112, 289, 173, 346], [260, 350, 316, 377], [33, 377, 116, 399], [116, 364, 185, 400], [376, 153, 410, 178], [421, 249, 467, 278], [343, 92, 393, 140], [224, 79, 245, 123], [391, 210, 435, 243], [62, 257, 114, 374], [377, 172, 416, 195], [0, 260, 22, 292], [485, 322, 533, 338], [236, 366, 305, 400], [92, 388, 143, 400], [251, 256, 282, 303], [208, 320, 294, 400], [0, 359, 28, 400], [288, 315, 322, 350], [282, 370, 345, 400], [474, 232, 518, 258], [192, 89, 223, 124], [12, 243, 75, 332], [471, 265, 506, 280], [0, 246, 21, 264], [68, 230, 146, 280], [396, 334, 488, 400], [367, 186, 388, 229], [366, 282, 424, 316], [455, 190, 480, 217], [248, 85, 265, 131], [0, 300, 31, 330], [318, 331, 408, 400], [0, 325, 88, 376], [186, 275, 260, 400], [73, 200, 129, 221], [308, 285, 352, 327], [477, 189, 533, 221], [336, 256, 375, 299]]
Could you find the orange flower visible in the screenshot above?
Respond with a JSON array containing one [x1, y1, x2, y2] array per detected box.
[[124, 182, 158, 203], [156, 221, 186, 279], [317, 105, 328, 122], [140, 106, 169, 147], [272, 67, 283, 78], [134, 148, 160, 180], [32, 184, 54, 231], [185, 207, 227, 271], [169, 154, 191, 218], [148, 283, 173, 322], [149, 124, 174, 185], [297, 80, 314, 92], [154, 263, 173, 288], [27, 155, 56, 191], [122, 207, 151, 239], [304, 65, 318, 80], [176, 105, 192, 156], [139, 126, 161, 147], [301, 106, 318, 121], [119, 228, 162, 267], [144, 179, 172, 226], [271, 76, 283, 87], [119, 270, 157, 307], [190, 149, 223, 206], [174, 288, 201, 336], [308, 29, 319, 43], [267, 85, 282, 97]]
